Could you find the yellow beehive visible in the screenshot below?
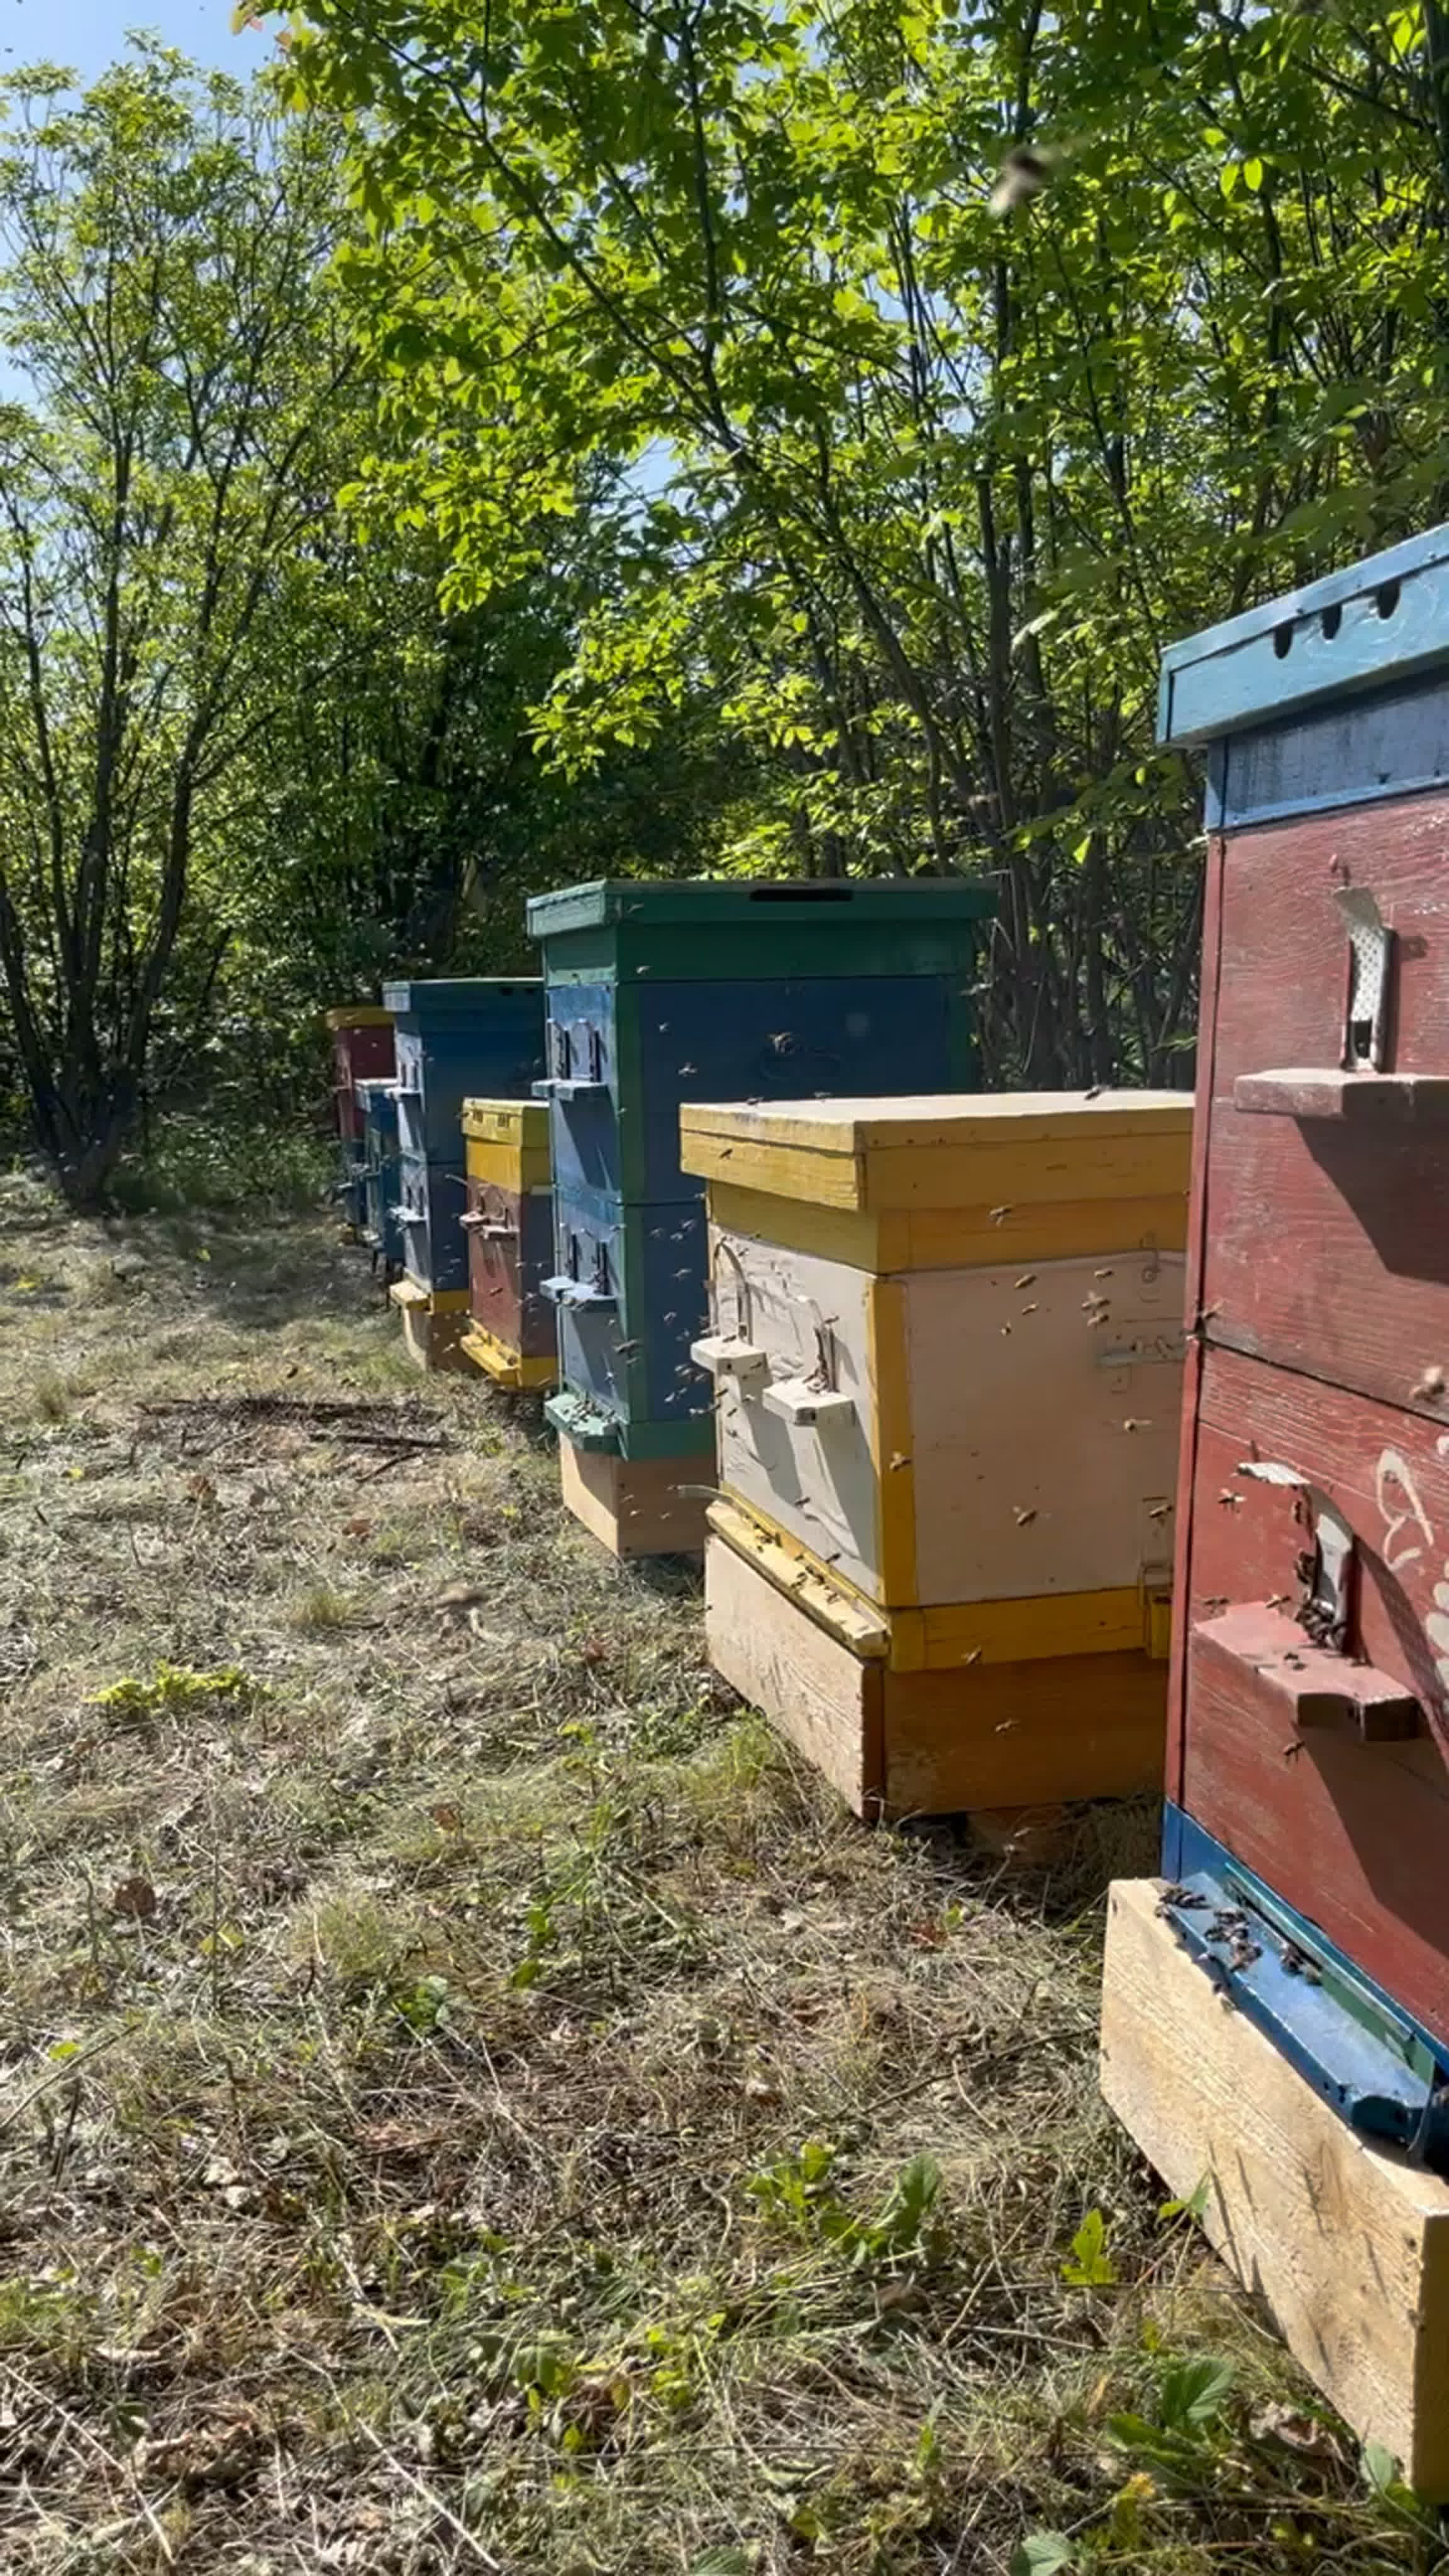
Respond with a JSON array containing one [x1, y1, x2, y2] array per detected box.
[[462, 1096, 552, 1196], [678, 1092, 1193, 1820]]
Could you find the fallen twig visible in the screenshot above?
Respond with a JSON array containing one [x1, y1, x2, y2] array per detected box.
[[306, 1428, 449, 1455]]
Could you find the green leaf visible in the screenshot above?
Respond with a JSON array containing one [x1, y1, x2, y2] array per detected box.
[[1243, 157, 1265, 194], [1362, 2438, 1402, 2496], [689, 2547, 754, 2575], [1158, 2355, 1235, 2433], [1009, 2534, 1076, 2576], [1061, 2207, 1117, 2287], [1158, 2174, 1211, 2223]]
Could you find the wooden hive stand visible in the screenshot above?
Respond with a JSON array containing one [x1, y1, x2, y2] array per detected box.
[[1102, 1878, 1449, 2497], [389, 1279, 472, 1374]]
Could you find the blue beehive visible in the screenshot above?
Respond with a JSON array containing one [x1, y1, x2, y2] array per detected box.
[[380, 979, 547, 1299], [355, 1079, 401, 1265], [527, 879, 996, 1552]]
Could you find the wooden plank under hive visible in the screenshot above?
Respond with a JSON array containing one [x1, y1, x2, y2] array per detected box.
[[389, 1279, 472, 1374], [460, 1096, 556, 1392], [1101, 1880, 1449, 2499], [527, 877, 996, 1558], [679, 1091, 1192, 1816]]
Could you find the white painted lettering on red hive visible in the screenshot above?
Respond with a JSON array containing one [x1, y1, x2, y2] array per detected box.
[[1431, 1437, 1449, 1702], [1376, 1440, 1449, 1702]]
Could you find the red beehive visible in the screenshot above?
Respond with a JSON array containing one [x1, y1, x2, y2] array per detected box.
[[326, 1005, 396, 1145], [1158, 525, 1449, 2068]]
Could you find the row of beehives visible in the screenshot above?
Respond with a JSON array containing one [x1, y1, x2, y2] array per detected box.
[[330, 521, 1449, 2494], [327, 882, 1195, 1825]]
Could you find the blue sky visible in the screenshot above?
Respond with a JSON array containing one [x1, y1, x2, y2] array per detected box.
[[4, 1, 274, 82]]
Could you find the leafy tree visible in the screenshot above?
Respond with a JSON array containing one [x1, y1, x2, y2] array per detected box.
[[0, 49, 353, 1201], [270, 0, 1449, 1083]]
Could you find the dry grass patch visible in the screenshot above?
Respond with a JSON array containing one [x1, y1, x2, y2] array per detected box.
[[0, 1177, 1444, 2575]]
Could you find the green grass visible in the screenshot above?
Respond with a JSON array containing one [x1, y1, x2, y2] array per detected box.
[[0, 1170, 1443, 2573]]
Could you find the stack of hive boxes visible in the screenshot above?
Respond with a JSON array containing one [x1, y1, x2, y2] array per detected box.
[[680, 1092, 1192, 1818], [1101, 525, 1449, 2492], [459, 1097, 556, 1391], [526, 879, 996, 1558], [325, 1004, 394, 1238], [382, 978, 547, 1368]]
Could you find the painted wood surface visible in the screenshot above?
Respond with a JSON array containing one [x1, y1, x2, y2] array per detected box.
[[389, 1280, 472, 1374], [706, 1499, 889, 1654], [465, 1177, 555, 1360], [462, 1095, 550, 1151], [329, 1014, 394, 1144], [460, 1318, 555, 1392], [710, 1231, 883, 1599], [394, 1156, 472, 1296], [707, 1494, 1158, 1670], [551, 1190, 711, 1430], [905, 1255, 1184, 1606], [1101, 1877, 1449, 2497], [708, 1226, 1185, 1613], [684, 1089, 1192, 1157], [680, 1094, 1191, 1215], [389, 987, 547, 1162], [560, 1439, 709, 1560], [1157, 522, 1449, 746], [1209, 672, 1449, 830], [706, 1532, 1163, 1818], [1199, 791, 1449, 1421], [1177, 1342, 1449, 2047], [699, 1180, 1189, 1277], [884, 1652, 1165, 1817], [546, 977, 972, 1204], [464, 1133, 552, 1195]]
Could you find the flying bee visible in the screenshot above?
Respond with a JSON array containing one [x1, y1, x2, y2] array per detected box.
[[989, 140, 1067, 216]]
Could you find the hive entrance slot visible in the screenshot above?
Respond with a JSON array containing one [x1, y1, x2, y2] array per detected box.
[[747, 886, 851, 904], [1231, 882, 1449, 1124], [692, 1240, 768, 1380], [1337, 887, 1392, 1072]]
